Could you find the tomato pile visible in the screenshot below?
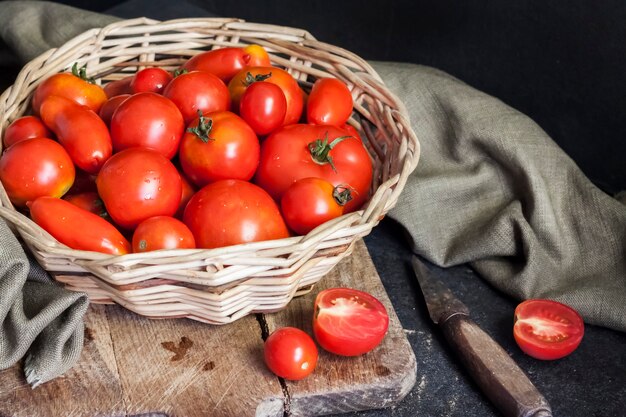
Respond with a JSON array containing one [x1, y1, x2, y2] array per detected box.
[[0, 46, 374, 255]]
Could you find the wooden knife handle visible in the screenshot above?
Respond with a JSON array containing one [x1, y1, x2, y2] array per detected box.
[[441, 314, 552, 417]]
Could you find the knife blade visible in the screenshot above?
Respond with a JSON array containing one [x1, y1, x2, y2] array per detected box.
[[411, 255, 552, 417]]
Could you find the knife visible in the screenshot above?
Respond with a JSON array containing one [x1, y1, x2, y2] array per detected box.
[[411, 255, 552, 417]]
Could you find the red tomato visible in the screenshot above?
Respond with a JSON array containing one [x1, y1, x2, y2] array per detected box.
[[228, 66, 304, 126], [182, 45, 271, 82], [341, 123, 362, 141], [32, 65, 107, 114], [96, 148, 182, 229], [313, 288, 389, 356], [255, 124, 372, 212], [163, 71, 230, 124], [179, 111, 260, 187], [3, 116, 52, 148], [183, 179, 289, 249], [130, 67, 173, 94], [513, 299, 585, 360], [29, 196, 130, 255], [98, 94, 130, 127], [132, 216, 195, 252], [0, 138, 75, 207], [63, 191, 109, 219], [103, 75, 133, 98], [239, 82, 287, 135], [110, 92, 184, 159], [39, 95, 112, 174], [307, 78, 353, 126], [281, 178, 351, 235], [175, 173, 196, 219], [264, 327, 318, 380]]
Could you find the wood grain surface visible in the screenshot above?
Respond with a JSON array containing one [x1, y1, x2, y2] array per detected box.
[[0, 239, 416, 417]]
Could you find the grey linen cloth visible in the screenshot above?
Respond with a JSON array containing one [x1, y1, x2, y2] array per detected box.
[[0, 0, 625, 386]]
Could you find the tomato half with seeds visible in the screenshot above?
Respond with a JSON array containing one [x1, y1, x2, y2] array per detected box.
[[313, 288, 389, 356], [264, 327, 318, 380], [513, 299, 584, 360]]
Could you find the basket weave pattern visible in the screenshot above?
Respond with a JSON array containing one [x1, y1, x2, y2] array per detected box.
[[0, 18, 420, 324]]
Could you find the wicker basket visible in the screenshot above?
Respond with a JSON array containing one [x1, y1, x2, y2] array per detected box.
[[0, 17, 420, 325]]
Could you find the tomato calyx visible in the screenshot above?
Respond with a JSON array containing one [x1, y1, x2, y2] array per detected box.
[[71, 62, 95, 84], [173, 68, 188, 77], [242, 71, 272, 87], [186, 110, 215, 143], [308, 132, 352, 172], [332, 184, 354, 206]]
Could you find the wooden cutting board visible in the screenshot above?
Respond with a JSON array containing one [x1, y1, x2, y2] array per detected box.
[[0, 239, 416, 417]]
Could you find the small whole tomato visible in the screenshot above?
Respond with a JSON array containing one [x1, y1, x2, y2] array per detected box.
[[183, 179, 289, 249], [513, 299, 585, 360], [163, 71, 230, 124], [103, 75, 133, 98], [179, 111, 260, 187], [110, 92, 184, 159], [0, 138, 75, 207], [29, 196, 130, 255], [32, 63, 107, 114], [132, 216, 195, 252], [63, 191, 109, 219], [313, 288, 389, 356], [239, 81, 287, 135], [264, 327, 318, 380], [96, 148, 182, 229], [3, 116, 52, 148], [182, 45, 271, 82], [130, 67, 173, 94], [281, 178, 351, 235], [307, 78, 353, 126], [98, 94, 130, 127]]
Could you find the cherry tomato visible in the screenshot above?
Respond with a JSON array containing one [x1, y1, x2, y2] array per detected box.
[[183, 179, 289, 249], [98, 94, 130, 127], [0, 138, 74, 207], [132, 216, 195, 252], [228, 66, 304, 126], [163, 71, 230, 124], [103, 75, 133, 98], [264, 327, 318, 380], [281, 178, 351, 235], [110, 92, 184, 159], [255, 124, 372, 212], [179, 111, 260, 187], [182, 45, 271, 82], [313, 288, 389, 356], [32, 64, 107, 114], [29, 196, 130, 255], [96, 148, 182, 229], [39, 95, 112, 174], [239, 82, 287, 135], [63, 191, 109, 219], [130, 67, 173, 94], [307, 78, 353, 126], [3, 116, 52, 148], [513, 299, 585, 360]]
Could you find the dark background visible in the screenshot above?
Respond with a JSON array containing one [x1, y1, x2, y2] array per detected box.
[[21, 0, 626, 195]]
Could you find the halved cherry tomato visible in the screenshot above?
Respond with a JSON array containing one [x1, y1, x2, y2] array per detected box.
[[29, 196, 130, 255], [264, 327, 318, 380], [313, 288, 389, 356], [98, 94, 130, 127], [39, 95, 112, 174], [0, 138, 75, 207], [281, 178, 351, 235], [110, 92, 184, 159], [306, 78, 353, 126], [132, 216, 195, 252], [163, 71, 230, 124], [32, 64, 107, 114], [63, 191, 109, 220], [103, 75, 133, 98], [239, 81, 287, 135], [3, 116, 52, 148], [513, 299, 584, 360], [130, 67, 173, 94], [228, 66, 304, 126], [182, 45, 271, 82], [183, 179, 289, 249]]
